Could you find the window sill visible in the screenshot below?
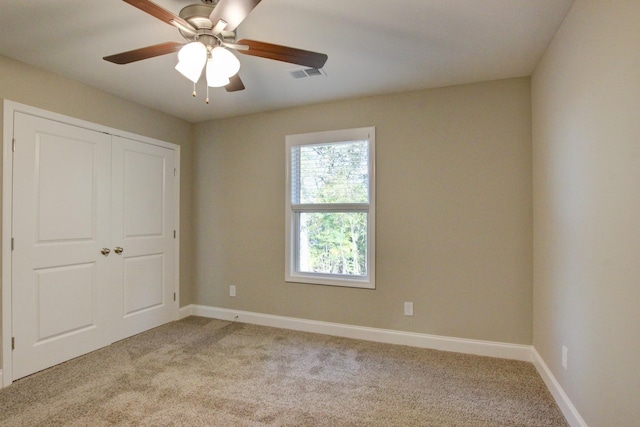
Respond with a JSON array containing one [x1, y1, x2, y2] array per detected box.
[[285, 273, 375, 289]]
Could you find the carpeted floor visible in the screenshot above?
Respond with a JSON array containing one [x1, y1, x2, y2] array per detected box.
[[0, 317, 568, 426]]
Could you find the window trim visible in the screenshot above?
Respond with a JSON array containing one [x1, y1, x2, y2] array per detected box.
[[285, 127, 375, 289]]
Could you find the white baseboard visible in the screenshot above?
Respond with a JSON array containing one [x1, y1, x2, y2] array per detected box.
[[179, 304, 533, 362], [532, 349, 588, 427]]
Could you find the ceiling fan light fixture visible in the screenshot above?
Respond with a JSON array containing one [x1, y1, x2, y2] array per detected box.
[[206, 58, 232, 87], [175, 42, 207, 82], [210, 46, 240, 78], [175, 61, 203, 83]]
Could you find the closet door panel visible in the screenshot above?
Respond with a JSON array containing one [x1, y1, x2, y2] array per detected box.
[[123, 149, 165, 237], [123, 254, 163, 315], [111, 136, 176, 340], [11, 113, 113, 380]]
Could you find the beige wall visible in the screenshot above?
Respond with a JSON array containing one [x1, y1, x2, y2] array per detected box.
[[0, 54, 196, 367], [532, 0, 640, 425], [194, 77, 533, 344]]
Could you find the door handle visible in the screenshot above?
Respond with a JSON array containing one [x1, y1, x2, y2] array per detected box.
[[114, 246, 124, 255], [101, 248, 111, 256]]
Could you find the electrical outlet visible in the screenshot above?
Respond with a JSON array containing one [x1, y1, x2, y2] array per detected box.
[[404, 302, 414, 317], [230, 285, 236, 297], [562, 345, 568, 370]]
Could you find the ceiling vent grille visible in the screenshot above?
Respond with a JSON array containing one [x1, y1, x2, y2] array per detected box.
[[289, 68, 327, 79]]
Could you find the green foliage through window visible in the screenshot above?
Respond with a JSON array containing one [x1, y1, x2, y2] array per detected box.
[[292, 141, 369, 204], [299, 212, 367, 276]]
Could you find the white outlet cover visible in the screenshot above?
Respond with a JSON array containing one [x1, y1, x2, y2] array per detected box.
[[404, 302, 414, 316]]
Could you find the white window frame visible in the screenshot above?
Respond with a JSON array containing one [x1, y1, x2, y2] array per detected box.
[[285, 127, 375, 289]]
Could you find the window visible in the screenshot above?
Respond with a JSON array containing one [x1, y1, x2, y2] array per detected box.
[[285, 127, 375, 288]]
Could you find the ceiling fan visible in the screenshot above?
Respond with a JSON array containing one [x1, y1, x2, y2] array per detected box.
[[104, 0, 328, 100]]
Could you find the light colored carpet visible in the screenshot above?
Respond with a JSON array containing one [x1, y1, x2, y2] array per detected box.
[[0, 317, 568, 426]]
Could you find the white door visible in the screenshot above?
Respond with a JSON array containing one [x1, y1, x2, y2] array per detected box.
[[11, 114, 178, 380], [12, 113, 113, 379], [110, 136, 176, 340]]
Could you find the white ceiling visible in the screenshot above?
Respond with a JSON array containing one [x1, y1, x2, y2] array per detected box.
[[0, 0, 573, 123]]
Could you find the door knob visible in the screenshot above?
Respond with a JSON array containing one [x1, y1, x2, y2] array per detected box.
[[114, 246, 124, 254], [101, 248, 111, 255]]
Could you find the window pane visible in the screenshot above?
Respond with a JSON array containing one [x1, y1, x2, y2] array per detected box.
[[292, 141, 369, 204], [298, 212, 367, 276]]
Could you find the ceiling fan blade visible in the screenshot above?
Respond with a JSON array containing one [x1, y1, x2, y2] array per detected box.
[[209, 0, 262, 32], [103, 42, 183, 64], [236, 39, 328, 69], [225, 74, 245, 92], [123, 0, 195, 32]]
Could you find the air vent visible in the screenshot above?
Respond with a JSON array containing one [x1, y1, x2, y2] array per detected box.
[[289, 68, 327, 79]]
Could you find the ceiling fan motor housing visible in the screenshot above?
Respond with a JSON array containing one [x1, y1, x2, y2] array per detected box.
[[178, 4, 236, 44]]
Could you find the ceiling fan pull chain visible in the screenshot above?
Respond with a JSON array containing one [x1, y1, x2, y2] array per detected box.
[[192, 81, 197, 98], [206, 86, 210, 104]]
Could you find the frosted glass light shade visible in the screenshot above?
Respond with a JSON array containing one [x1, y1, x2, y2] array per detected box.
[[206, 58, 231, 87], [210, 46, 240, 78], [175, 42, 207, 83]]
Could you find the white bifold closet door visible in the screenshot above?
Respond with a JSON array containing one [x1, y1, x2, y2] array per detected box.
[[110, 135, 176, 340], [11, 113, 177, 380]]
